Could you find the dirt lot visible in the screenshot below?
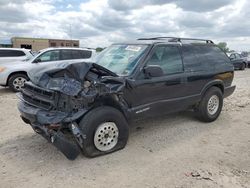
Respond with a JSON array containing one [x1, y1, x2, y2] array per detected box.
[[0, 70, 250, 188]]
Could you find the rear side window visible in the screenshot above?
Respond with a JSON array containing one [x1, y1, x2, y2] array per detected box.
[[72, 50, 82, 59], [61, 50, 92, 60], [182, 45, 202, 72], [195, 46, 229, 63], [61, 50, 73, 60], [79, 50, 92, 59], [184, 45, 230, 71], [0, 50, 25, 57], [147, 46, 183, 75]]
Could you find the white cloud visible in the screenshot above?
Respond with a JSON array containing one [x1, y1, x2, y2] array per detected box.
[[0, 0, 249, 51]]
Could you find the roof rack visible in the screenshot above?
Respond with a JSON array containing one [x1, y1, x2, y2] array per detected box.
[[137, 37, 214, 44]]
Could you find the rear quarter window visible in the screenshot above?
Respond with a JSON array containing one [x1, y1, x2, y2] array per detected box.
[[79, 50, 92, 59], [0, 50, 25, 57], [183, 45, 230, 72], [182, 45, 202, 72]]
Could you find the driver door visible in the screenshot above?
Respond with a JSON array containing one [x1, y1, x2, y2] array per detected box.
[[126, 45, 187, 119]]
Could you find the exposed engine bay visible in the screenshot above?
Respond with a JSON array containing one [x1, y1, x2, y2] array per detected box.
[[18, 62, 128, 125]]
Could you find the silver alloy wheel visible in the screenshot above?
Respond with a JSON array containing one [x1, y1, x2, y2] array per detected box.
[[13, 77, 27, 91], [207, 95, 219, 115], [94, 122, 119, 152]]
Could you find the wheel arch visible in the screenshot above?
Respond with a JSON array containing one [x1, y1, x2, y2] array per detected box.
[[7, 71, 28, 85], [90, 95, 130, 121], [201, 80, 224, 97]]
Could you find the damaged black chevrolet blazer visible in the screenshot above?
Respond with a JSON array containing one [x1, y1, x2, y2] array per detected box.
[[18, 37, 235, 160]]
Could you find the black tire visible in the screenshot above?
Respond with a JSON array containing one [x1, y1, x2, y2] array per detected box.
[[240, 63, 246, 70], [8, 73, 28, 92], [196, 87, 223, 122], [79, 106, 129, 157]]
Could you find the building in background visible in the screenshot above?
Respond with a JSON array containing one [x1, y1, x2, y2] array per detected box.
[[0, 39, 12, 48], [11, 37, 79, 51]]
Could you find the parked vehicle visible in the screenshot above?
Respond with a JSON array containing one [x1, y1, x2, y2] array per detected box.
[[0, 48, 33, 64], [17, 37, 235, 160], [228, 52, 247, 70], [240, 51, 250, 68], [0, 47, 95, 91]]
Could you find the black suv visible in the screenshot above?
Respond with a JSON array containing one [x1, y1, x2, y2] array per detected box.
[[18, 37, 235, 160]]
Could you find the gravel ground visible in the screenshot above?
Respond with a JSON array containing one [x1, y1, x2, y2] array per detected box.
[[0, 70, 250, 188]]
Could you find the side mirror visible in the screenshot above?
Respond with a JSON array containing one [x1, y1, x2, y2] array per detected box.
[[33, 58, 41, 63], [144, 65, 164, 78]]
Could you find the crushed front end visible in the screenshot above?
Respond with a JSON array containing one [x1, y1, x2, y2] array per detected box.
[[17, 62, 126, 160]]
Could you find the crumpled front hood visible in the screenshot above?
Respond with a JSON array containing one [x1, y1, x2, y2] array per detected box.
[[28, 61, 118, 96]]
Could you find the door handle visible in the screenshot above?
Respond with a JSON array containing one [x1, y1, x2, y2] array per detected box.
[[165, 79, 181, 86]]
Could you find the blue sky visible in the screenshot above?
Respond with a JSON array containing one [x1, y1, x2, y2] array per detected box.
[[0, 0, 250, 50], [53, 0, 88, 11]]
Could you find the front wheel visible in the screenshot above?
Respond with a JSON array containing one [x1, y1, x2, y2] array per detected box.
[[240, 63, 246, 70], [8, 73, 28, 92], [196, 87, 223, 122], [79, 106, 129, 157]]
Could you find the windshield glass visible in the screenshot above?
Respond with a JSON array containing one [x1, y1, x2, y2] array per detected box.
[[94, 44, 148, 76]]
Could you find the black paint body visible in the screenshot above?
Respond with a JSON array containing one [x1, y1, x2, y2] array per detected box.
[[18, 39, 236, 159]]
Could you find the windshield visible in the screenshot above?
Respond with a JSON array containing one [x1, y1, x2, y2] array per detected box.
[[94, 44, 148, 76]]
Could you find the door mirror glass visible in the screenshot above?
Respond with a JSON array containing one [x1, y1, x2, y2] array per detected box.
[[144, 65, 164, 78], [33, 58, 41, 63]]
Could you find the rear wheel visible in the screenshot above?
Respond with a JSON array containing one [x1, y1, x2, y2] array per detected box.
[[79, 106, 129, 157], [196, 87, 223, 122], [8, 73, 28, 92]]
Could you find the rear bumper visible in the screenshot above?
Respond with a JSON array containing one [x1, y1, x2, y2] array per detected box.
[[224, 85, 236, 98]]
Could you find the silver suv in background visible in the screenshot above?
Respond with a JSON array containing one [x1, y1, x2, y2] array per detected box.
[[0, 48, 34, 64], [0, 47, 96, 91]]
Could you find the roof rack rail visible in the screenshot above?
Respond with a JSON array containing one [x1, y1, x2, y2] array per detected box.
[[137, 37, 214, 44]]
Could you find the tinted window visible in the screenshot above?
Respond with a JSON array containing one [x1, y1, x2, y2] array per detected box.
[[0, 50, 25, 57], [192, 45, 230, 70], [79, 50, 92, 59], [235, 53, 241, 59], [36, 50, 60, 62], [229, 54, 235, 59], [147, 46, 183, 75], [61, 50, 73, 60], [182, 45, 202, 72], [72, 50, 82, 59]]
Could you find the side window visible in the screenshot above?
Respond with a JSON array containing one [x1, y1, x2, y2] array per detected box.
[[61, 50, 73, 60], [36, 50, 60, 62], [229, 54, 235, 59], [146, 46, 183, 75], [193, 45, 230, 70], [235, 54, 241, 59], [0, 50, 8, 57], [72, 50, 82, 59], [0, 50, 25, 57], [182, 45, 202, 72], [79, 50, 92, 59]]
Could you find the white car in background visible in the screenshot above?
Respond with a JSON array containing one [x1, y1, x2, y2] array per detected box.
[[0, 47, 96, 91], [0, 48, 34, 64]]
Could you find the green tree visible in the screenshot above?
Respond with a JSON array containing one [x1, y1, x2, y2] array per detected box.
[[217, 42, 230, 53]]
